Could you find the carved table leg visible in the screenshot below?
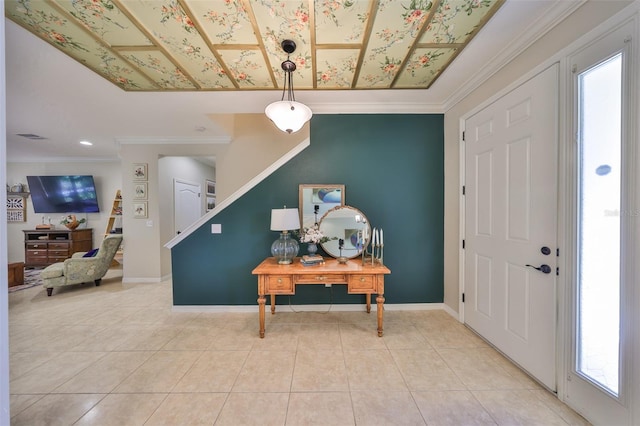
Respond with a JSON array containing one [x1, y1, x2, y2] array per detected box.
[[376, 294, 385, 337], [366, 294, 371, 313], [258, 295, 266, 338], [270, 294, 276, 314]]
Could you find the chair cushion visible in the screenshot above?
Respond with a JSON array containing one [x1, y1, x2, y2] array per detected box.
[[41, 263, 64, 279]]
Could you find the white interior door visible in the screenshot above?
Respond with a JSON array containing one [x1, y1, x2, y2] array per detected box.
[[463, 64, 559, 390], [174, 179, 201, 235]]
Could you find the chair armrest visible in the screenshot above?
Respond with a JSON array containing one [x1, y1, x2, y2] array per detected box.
[[72, 252, 87, 258]]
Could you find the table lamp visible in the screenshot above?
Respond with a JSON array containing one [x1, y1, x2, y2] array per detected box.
[[270, 207, 300, 264]]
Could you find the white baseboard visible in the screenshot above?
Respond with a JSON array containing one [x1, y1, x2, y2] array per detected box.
[[172, 302, 446, 313]]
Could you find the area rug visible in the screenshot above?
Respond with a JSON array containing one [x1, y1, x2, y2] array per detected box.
[[8, 269, 43, 293]]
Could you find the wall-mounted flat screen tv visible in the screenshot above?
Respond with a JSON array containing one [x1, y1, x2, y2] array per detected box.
[[26, 175, 100, 213]]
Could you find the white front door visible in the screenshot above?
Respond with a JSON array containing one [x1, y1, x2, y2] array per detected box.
[[174, 179, 201, 235], [463, 64, 559, 390]]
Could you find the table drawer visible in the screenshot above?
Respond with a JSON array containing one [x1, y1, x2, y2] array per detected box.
[[348, 275, 377, 293], [266, 275, 294, 293], [49, 255, 69, 263], [294, 274, 347, 284]]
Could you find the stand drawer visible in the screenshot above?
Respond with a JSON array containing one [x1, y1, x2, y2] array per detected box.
[[266, 275, 293, 293], [48, 242, 70, 250], [294, 274, 347, 284], [26, 242, 47, 250], [348, 275, 377, 293]]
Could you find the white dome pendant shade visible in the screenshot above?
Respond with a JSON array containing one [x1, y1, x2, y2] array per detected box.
[[265, 100, 313, 134], [265, 40, 312, 134]]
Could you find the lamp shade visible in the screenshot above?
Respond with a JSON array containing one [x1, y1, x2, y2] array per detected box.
[[265, 100, 313, 134], [270, 208, 300, 231]]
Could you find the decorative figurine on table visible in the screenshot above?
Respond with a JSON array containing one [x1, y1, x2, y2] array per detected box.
[[337, 238, 348, 264]]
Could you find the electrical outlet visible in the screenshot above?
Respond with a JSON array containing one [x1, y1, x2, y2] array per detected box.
[[325, 283, 331, 288]]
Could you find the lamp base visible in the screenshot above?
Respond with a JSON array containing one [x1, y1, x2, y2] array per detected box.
[[271, 231, 299, 265]]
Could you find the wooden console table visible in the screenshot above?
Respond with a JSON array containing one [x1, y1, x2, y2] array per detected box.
[[252, 257, 391, 338]]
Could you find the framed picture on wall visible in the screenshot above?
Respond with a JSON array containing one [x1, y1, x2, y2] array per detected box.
[[206, 196, 216, 212], [205, 179, 215, 196], [133, 202, 147, 218], [133, 163, 147, 181], [133, 183, 147, 200]]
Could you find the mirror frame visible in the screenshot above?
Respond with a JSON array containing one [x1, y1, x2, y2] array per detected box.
[[298, 184, 345, 231], [318, 205, 370, 259]]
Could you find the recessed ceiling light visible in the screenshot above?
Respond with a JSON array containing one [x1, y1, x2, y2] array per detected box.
[[79, 140, 93, 146]]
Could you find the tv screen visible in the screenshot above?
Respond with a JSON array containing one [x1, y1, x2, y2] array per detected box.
[[26, 175, 100, 213]]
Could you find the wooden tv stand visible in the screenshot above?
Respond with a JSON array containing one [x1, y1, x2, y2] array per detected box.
[[23, 228, 93, 268]]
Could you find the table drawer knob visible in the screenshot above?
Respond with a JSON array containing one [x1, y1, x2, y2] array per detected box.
[[360, 277, 366, 282], [316, 276, 325, 281], [277, 278, 282, 283]]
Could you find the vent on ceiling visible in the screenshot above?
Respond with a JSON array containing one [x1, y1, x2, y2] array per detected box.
[[16, 133, 47, 140]]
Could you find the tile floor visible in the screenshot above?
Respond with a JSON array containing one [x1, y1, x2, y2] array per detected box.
[[8, 267, 590, 425]]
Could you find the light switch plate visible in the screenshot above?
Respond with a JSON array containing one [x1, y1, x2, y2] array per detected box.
[[211, 224, 222, 234]]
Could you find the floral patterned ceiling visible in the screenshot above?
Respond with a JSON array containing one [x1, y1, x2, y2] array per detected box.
[[6, 0, 505, 92]]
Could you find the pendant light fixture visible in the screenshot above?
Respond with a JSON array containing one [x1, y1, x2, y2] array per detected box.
[[265, 40, 312, 134]]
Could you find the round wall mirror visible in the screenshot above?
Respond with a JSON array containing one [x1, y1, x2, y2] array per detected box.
[[318, 205, 370, 259]]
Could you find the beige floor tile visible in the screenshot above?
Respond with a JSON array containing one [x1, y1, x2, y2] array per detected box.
[[421, 322, 489, 349], [391, 349, 467, 391], [173, 350, 249, 392], [286, 391, 355, 425], [232, 350, 295, 392], [412, 390, 496, 425], [344, 349, 408, 391], [530, 389, 591, 425], [162, 326, 218, 350], [339, 322, 388, 350], [8, 278, 589, 426], [9, 394, 44, 419], [114, 325, 183, 351], [55, 351, 154, 393], [10, 351, 106, 394], [297, 323, 342, 350], [145, 393, 228, 425], [208, 325, 258, 350], [10, 393, 105, 426], [9, 351, 54, 381], [215, 392, 289, 426], [74, 393, 167, 426], [69, 325, 148, 352], [473, 389, 569, 425], [382, 323, 433, 350], [351, 390, 426, 425], [114, 350, 201, 393], [253, 323, 300, 351], [291, 349, 349, 391], [437, 347, 527, 390]]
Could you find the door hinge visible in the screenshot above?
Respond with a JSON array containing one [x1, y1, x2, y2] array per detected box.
[[556, 267, 559, 276], [462, 293, 465, 303], [462, 239, 465, 249], [556, 248, 560, 256], [462, 185, 465, 195], [462, 131, 465, 141]]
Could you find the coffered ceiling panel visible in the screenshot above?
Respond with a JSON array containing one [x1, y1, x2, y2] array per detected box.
[[5, 0, 505, 92]]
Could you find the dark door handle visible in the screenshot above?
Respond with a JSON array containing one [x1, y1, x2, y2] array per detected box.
[[526, 264, 552, 274], [541, 246, 551, 255]]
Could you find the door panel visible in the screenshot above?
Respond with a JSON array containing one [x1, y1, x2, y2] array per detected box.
[[464, 64, 559, 390], [174, 179, 201, 235]]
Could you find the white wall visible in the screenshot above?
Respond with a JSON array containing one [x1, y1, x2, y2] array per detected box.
[[5, 161, 121, 263], [119, 114, 307, 282], [158, 156, 215, 277], [442, 0, 633, 313]]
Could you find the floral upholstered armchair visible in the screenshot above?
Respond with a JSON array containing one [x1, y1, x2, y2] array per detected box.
[[41, 235, 123, 296]]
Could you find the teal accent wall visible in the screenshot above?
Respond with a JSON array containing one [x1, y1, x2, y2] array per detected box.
[[172, 114, 444, 305]]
